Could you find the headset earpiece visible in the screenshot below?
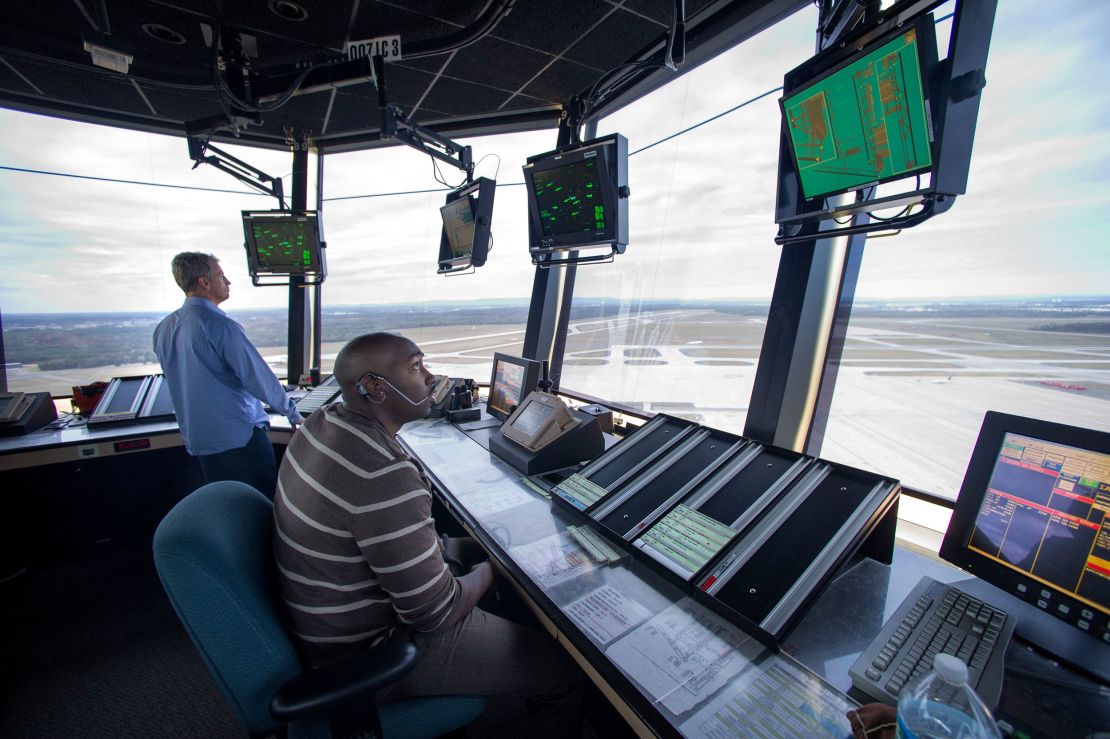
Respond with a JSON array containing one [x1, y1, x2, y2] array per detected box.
[[356, 371, 422, 406], [358, 375, 387, 404]]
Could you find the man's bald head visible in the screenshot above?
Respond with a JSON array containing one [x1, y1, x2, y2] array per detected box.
[[334, 332, 412, 391], [333, 332, 433, 432]]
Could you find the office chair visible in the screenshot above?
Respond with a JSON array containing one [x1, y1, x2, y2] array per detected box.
[[153, 480, 487, 739]]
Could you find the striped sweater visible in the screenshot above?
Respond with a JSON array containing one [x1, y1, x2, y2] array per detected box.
[[273, 402, 469, 667]]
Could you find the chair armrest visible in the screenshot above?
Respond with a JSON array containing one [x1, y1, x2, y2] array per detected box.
[[270, 638, 419, 721]]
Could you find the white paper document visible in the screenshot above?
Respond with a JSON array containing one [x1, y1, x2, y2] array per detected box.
[[678, 655, 856, 737], [565, 584, 653, 645], [510, 531, 597, 589], [605, 599, 752, 715], [454, 480, 535, 518]]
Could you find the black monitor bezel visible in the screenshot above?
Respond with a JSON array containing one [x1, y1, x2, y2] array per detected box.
[[941, 411, 1110, 622], [486, 352, 543, 422], [438, 177, 495, 270], [778, 12, 940, 205], [523, 134, 626, 254], [242, 210, 324, 275]]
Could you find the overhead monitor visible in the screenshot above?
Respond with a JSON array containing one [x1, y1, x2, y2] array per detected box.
[[522, 133, 629, 258], [438, 177, 495, 273], [242, 210, 325, 278], [780, 19, 935, 201], [486, 353, 543, 422], [773, 3, 996, 239], [440, 198, 474, 259], [940, 411, 1109, 682]]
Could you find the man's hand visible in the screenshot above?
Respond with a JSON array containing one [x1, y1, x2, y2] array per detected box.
[[847, 704, 896, 739]]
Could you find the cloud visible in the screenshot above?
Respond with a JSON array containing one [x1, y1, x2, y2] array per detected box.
[[1, 0, 1108, 312]]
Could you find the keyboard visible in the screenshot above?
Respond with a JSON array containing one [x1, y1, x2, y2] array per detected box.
[[294, 384, 340, 416], [849, 576, 1015, 709]]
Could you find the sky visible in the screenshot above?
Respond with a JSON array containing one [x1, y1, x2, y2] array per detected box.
[[1, 0, 1108, 314]]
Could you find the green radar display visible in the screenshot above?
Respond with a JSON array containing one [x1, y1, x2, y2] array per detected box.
[[783, 27, 933, 199], [532, 158, 606, 238], [523, 133, 627, 258], [252, 221, 313, 269], [241, 211, 323, 280]]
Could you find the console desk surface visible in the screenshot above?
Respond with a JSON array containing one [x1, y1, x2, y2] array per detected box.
[[398, 417, 932, 738], [399, 418, 1109, 739]]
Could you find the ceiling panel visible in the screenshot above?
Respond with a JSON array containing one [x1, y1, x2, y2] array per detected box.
[[0, 0, 807, 150]]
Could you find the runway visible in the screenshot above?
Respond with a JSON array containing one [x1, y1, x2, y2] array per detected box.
[[8, 308, 1107, 503]]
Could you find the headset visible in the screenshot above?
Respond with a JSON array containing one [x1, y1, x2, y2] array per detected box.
[[357, 371, 427, 406]]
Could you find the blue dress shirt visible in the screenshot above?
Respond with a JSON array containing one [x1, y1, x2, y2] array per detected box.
[[153, 297, 302, 456]]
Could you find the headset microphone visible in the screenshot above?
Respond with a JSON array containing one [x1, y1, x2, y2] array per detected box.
[[360, 372, 426, 406]]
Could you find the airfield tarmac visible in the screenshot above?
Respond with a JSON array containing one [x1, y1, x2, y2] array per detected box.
[[10, 308, 1108, 504]]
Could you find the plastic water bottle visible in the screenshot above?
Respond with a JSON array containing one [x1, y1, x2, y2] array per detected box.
[[895, 654, 1001, 738]]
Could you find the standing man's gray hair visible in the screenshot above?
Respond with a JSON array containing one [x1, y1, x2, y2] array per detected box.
[[171, 252, 219, 293]]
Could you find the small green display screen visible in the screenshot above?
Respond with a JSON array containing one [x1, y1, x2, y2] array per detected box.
[[532, 157, 607, 238], [250, 219, 316, 271], [783, 27, 933, 199]]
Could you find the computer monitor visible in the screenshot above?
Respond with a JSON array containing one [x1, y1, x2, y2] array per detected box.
[[486, 353, 543, 422], [774, 3, 996, 235], [780, 16, 937, 201], [438, 177, 495, 272], [522, 133, 628, 257], [242, 210, 324, 276], [940, 411, 1110, 682], [440, 198, 474, 259]]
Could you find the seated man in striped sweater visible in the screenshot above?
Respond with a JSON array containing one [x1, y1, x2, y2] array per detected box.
[[273, 332, 583, 738]]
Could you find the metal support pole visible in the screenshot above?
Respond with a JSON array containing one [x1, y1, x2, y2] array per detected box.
[[0, 308, 7, 393], [287, 147, 310, 384], [312, 148, 325, 374], [743, 0, 875, 452]]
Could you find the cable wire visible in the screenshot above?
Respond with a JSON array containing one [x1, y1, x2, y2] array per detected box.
[[474, 153, 501, 181], [6, 83, 794, 206], [0, 165, 269, 196], [631, 85, 784, 156], [211, 22, 327, 116]]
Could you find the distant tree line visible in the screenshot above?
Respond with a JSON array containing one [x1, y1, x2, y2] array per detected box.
[[3, 304, 547, 370], [5, 323, 159, 370], [1034, 321, 1110, 334]]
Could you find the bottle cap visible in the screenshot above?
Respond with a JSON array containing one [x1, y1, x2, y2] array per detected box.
[[933, 653, 969, 684]]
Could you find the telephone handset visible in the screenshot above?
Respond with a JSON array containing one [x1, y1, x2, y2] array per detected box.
[[0, 392, 35, 422], [431, 375, 454, 406], [0, 391, 58, 436], [500, 391, 580, 452]]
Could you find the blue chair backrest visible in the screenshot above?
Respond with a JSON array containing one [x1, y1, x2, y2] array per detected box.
[[153, 480, 302, 736]]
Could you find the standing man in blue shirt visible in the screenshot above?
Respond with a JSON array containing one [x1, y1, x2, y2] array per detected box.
[[154, 252, 302, 497]]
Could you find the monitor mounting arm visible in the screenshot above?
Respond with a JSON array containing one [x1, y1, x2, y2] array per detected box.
[[373, 56, 473, 182], [186, 127, 286, 209], [775, 194, 952, 245]]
